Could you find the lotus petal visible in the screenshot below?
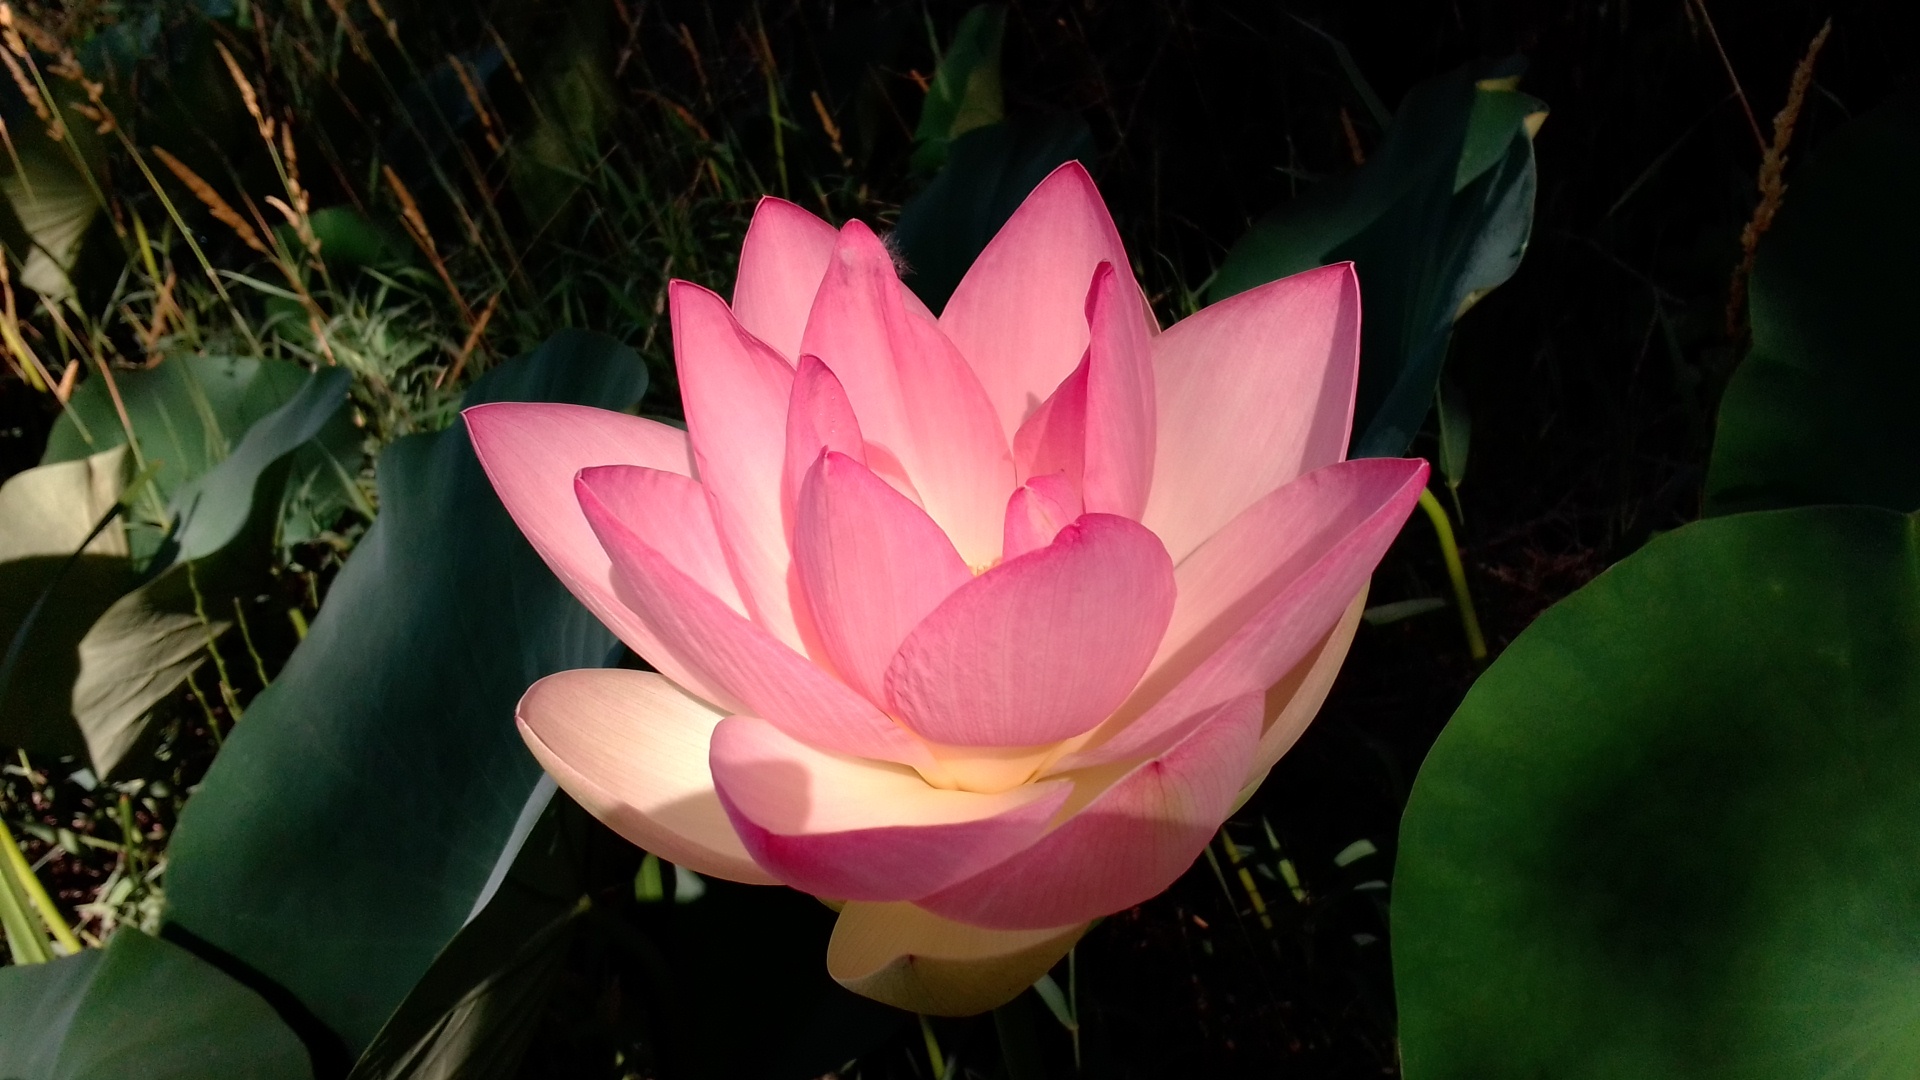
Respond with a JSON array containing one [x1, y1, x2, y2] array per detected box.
[[710, 716, 1068, 900], [517, 668, 773, 884]]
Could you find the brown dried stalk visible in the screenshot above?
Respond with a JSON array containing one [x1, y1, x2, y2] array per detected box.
[[382, 164, 473, 325], [150, 145, 272, 256], [1725, 19, 1832, 342]]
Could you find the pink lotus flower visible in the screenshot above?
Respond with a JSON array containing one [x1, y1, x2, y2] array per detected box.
[[467, 163, 1427, 1015]]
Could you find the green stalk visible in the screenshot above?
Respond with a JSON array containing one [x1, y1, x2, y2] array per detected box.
[[0, 837, 48, 963], [1418, 487, 1488, 661], [918, 1014, 948, 1078], [0, 816, 80, 955]]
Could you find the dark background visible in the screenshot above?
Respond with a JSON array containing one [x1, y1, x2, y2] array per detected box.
[[1, 1, 1913, 1076]]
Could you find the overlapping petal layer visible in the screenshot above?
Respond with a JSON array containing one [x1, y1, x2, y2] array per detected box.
[[472, 162, 1430, 1016], [886, 514, 1176, 748], [801, 221, 1013, 567], [942, 162, 1152, 439], [1143, 263, 1361, 562], [575, 466, 935, 770], [671, 281, 803, 649], [731, 196, 839, 361], [918, 693, 1264, 929], [793, 450, 971, 706], [517, 668, 774, 884], [710, 716, 1069, 901]]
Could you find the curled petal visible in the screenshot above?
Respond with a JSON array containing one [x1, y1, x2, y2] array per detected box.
[[1001, 473, 1082, 562], [1143, 263, 1361, 562], [671, 281, 803, 648], [517, 669, 773, 884], [942, 162, 1151, 439], [793, 450, 973, 707], [1011, 356, 1087, 490], [576, 468, 935, 769], [918, 693, 1263, 929], [781, 355, 866, 540], [710, 717, 1069, 901], [886, 514, 1175, 747], [731, 196, 839, 361], [1080, 261, 1156, 518], [828, 901, 1088, 1016], [464, 402, 733, 706]]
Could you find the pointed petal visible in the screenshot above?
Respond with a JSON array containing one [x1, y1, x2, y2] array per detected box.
[[517, 669, 775, 884], [942, 162, 1152, 439], [794, 450, 973, 706], [1230, 588, 1367, 812], [917, 693, 1263, 929], [1081, 261, 1157, 518], [576, 465, 743, 614], [828, 901, 1089, 1016], [1011, 355, 1087, 489], [731, 196, 839, 361], [1001, 473, 1082, 562], [710, 716, 1069, 901], [802, 220, 1014, 566], [464, 402, 732, 706], [1142, 263, 1361, 561], [885, 514, 1175, 747], [671, 281, 804, 649], [576, 469, 935, 769], [1059, 458, 1426, 771], [781, 355, 866, 539]]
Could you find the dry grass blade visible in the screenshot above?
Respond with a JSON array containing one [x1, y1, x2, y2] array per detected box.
[[1690, 0, 1766, 154], [1725, 18, 1832, 341], [150, 145, 272, 256], [440, 290, 500, 388], [214, 40, 273, 143], [383, 164, 474, 326]]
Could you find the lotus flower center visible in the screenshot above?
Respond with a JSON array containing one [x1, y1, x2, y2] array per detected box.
[[913, 742, 1058, 794]]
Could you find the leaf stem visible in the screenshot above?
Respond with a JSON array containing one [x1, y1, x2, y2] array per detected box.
[[1418, 487, 1487, 661]]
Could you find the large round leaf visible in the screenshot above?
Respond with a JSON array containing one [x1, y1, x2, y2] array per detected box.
[[162, 331, 646, 1061], [0, 929, 312, 1079], [1394, 506, 1920, 1079], [1707, 93, 1920, 515]]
